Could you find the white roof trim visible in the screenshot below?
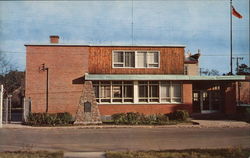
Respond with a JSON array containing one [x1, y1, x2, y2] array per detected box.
[[85, 74, 247, 81]]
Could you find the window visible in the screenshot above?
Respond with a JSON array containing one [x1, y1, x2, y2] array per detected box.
[[113, 51, 159, 68], [149, 81, 159, 102], [137, 52, 147, 68], [172, 83, 182, 103], [139, 81, 159, 103], [93, 81, 182, 104], [94, 81, 133, 103], [113, 51, 124, 67], [123, 81, 134, 102], [125, 52, 135, 67], [147, 52, 159, 67], [112, 81, 122, 102], [139, 81, 148, 102], [100, 81, 111, 103], [161, 81, 182, 103], [138, 81, 182, 103], [160, 81, 171, 102]]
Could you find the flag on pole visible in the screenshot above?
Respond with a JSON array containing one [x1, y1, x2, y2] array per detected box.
[[232, 6, 243, 19]]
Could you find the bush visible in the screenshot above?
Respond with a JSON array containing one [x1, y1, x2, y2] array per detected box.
[[167, 110, 189, 121], [26, 112, 74, 126], [112, 113, 128, 124], [111, 112, 170, 125], [112, 112, 141, 125]]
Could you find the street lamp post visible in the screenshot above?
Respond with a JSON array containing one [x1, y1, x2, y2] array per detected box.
[[40, 64, 49, 113]]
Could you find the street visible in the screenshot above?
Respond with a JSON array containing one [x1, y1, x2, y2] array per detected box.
[[0, 127, 250, 152]]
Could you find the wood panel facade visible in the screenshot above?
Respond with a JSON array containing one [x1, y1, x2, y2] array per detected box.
[[88, 46, 184, 74]]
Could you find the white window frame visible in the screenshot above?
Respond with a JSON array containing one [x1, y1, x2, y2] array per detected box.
[[94, 81, 134, 104], [113, 51, 124, 68], [159, 81, 182, 103], [147, 51, 160, 68], [112, 50, 160, 68], [93, 80, 182, 104]]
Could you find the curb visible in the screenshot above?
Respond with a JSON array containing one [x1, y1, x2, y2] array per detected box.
[[1, 121, 250, 129]]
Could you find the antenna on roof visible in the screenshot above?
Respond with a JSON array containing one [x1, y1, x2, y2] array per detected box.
[[131, 0, 134, 46], [198, 49, 201, 54]]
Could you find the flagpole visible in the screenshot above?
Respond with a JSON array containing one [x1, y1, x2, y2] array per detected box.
[[230, 0, 233, 75]]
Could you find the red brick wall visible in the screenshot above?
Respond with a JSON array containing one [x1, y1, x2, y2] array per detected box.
[[224, 82, 237, 114], [25, 46, 89, 115], [239, 81, 250, 104], [98, 83, 193, 115]]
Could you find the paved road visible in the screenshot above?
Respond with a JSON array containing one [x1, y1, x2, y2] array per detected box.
[[0, 127, 250, 152]]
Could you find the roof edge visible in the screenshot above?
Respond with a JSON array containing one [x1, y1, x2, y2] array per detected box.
[[24, 43, 186, 48], [85, 74, 247, 81]]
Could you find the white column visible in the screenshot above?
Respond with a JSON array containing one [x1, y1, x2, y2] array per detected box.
[[0, 85, 3, 128], [134, 81, 138, 103]]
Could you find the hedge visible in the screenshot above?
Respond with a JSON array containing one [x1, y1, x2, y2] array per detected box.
[[167, 110, 189, 121], [111, 110, 189, 125], [26, 112, 74, 126]]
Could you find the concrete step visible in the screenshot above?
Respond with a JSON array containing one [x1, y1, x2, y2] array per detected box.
[[64, 152, 106, 158]]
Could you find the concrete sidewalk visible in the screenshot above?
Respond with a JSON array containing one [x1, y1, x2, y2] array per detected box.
[[193, 120, 250, 128], [1, 120, 249, 129], [64, 152, 105, 158]]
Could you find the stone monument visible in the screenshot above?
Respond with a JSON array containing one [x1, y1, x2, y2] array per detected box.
[[74, 81, 102, 124]]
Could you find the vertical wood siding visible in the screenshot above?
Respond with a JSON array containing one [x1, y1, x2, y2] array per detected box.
[[88, 46, 184, 74]]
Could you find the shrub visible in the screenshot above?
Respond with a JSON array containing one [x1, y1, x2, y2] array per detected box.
[[155, 114, 169, 124], [167, 110, 189, 121], [26, 112, 74, 126], [112, 113, 128, 124], [126, 112, 141, 125], [111, 112, 170, 125], [56, 112, 74, 125]]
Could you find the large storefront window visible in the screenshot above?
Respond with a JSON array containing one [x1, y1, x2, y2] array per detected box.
[[93, 81, 182, 104], [93, 81, 133, 103], [139, 81, 181, 103], [160, 81, 171, 102], [100, 81, 111, 103]]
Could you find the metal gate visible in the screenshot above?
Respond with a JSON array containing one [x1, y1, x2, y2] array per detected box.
[[2, 97, 31, 124]]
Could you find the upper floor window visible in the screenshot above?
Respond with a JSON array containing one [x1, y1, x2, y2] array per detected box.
[[113, 50, 160, 68]]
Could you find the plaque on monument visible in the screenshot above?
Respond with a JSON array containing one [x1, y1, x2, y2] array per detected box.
[[84, 101, 91, 112]]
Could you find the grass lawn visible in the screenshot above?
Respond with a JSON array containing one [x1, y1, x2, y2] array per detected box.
[[106, 148, 250, 158], [0, 151, 64, 158]]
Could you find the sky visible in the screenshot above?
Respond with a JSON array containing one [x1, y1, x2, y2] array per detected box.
[[0, 0, 249, 74]]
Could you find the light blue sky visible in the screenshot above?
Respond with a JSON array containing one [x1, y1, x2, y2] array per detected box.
[[0, 0, 249, 74]]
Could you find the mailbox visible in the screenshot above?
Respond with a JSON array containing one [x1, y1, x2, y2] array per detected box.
[[84, 101, 91, 112]]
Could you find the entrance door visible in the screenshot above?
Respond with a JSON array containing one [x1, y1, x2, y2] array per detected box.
[[193, 90, 220, 113], [201, 91, 212, 113]]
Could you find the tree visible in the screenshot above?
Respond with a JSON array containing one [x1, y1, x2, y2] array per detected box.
[[0, 53, 25, 106], [0, 53, 16, 75], [1, 71, 25, 95], [237, 64, 250, 75], [201, 69, 220, 76]]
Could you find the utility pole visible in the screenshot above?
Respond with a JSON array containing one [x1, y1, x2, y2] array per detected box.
[[233, 57, 244, 74], [0, 85, 3, 128], [40, 64, 49, 113], [230, 0, 233, 75]]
